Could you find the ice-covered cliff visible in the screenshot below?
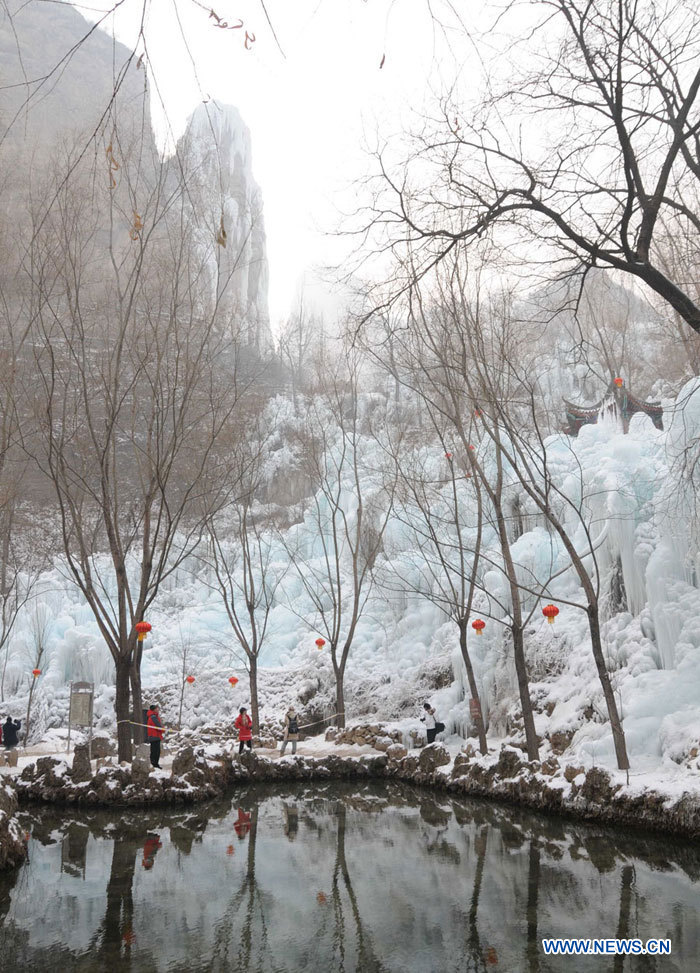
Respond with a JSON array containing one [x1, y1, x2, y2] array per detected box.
[[177, 103, 272, 351]]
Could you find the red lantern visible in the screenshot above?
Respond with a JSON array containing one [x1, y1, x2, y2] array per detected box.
[[315, 637, 326, 650], [542, 604, 559, 625], [613, 377, 624, 387], [229, 676, 239, 687], [445, 451, 452, 460], [135, 621, 152, 642], [468, 444, 475, 451], [32, 668, 41, 677], [471, 619, 485, 636], [186, 675, 195, 684]]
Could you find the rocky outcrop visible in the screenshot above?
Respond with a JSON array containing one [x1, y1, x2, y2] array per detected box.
[[331, 723, 404, 749], [0, 782, 26, 870]]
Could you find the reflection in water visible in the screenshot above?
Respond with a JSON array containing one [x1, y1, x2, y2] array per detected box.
[[0, 782, 697, 972]]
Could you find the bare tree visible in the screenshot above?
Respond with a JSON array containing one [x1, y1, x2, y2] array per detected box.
[[204, 474, 284, 735], [282, 353, 395, 728], [364, 0, 700, 336], [24, 133, 254, 762], [396, 262, 631, 769], [23, 600, 52, 746], [382, 421, 489, 754]]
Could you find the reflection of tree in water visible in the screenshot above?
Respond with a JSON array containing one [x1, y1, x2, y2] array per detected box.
[[327, 802, 389, 973], [211, 805, 274, 972], [525, 840, 540, 973], [462, 824, 489, 972], [87, 819, 147, 967]]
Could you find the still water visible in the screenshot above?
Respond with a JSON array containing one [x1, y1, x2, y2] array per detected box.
[[0, 781, 697, 972]]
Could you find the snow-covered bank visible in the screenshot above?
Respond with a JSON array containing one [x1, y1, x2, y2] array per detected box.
[[4, 727, 699, 844]]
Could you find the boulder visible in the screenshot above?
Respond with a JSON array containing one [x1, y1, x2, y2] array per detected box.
[[386, 743, 407, 762], [6, 749, 18, 768], [91, 735, 117, 759], [131, 743, 152, 785], [171, 746, 196, 778], [71, 743, 92, 783], [418, 744, 451, 775]]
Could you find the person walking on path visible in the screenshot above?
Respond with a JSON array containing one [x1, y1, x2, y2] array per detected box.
[[280, 706, 299, 756], [146, 704, 164, 768], [3, 716, 21, 750], [420, 703, 445, 744], [234, 707, 253, 754]]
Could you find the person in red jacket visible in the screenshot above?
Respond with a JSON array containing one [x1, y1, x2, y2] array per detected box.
[[146, 703, 164, 768], [234, 706, 253, 754]]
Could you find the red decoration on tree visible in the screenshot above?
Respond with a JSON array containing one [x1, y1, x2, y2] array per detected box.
[[186, 675, 195, 684], [135, 621, 152, 641], [613, 377, 624, 387], [315, 637, 326, 650], [542, 604, 559, 624], [32, 668, 41, 677], [445, 452, 452, 460], [229, 676, 239, 687], [468, 444, 476, 451], [471, 619, 485, 635]]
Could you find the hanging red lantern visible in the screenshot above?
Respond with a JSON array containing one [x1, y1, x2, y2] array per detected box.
[[135, 621, 152, 641], [613, 377, 624, 387], [186, 675, 195, 684], [226, 844, 235, 856], [471, 619, 485, 636], [474, 409, 482, 419], [229, 676, 239, 687], [315, 637, 326, 650], [468, 444, 476, 451], [542, 604, 559, 625], [445, 451, 452, 460], [32, 668, 41, 677]]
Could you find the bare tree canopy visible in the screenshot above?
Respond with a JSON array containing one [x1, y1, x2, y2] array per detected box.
[[362, 0, 700, 335]]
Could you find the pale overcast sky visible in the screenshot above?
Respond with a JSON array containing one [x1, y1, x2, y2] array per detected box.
[[82, 0, 470, 330]]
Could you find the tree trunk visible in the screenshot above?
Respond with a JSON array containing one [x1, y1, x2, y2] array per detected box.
[[24, 679, 36, 749], [130, 662, 143, 747], [249, 656, 259, 736], [588, 605, 630, 771], [115, 657, 132, 763], [458, 620, 488, 755], [335, 663, 345, 729], [512, 624, 539, 761]]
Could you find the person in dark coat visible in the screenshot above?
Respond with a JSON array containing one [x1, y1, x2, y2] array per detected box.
[[146, 704, 164, 768], [3, 717, 21, 749]]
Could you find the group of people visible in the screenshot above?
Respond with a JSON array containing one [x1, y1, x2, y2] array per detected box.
[[144, 700, 442, 768], [233, 705, 300, 756], [1, 716, 21, 750]]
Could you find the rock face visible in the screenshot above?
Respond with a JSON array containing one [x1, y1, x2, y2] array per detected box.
[[177, 103, 271, 353]]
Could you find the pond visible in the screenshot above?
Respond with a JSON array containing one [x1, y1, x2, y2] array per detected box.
[[0, 782, 698, 972]]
